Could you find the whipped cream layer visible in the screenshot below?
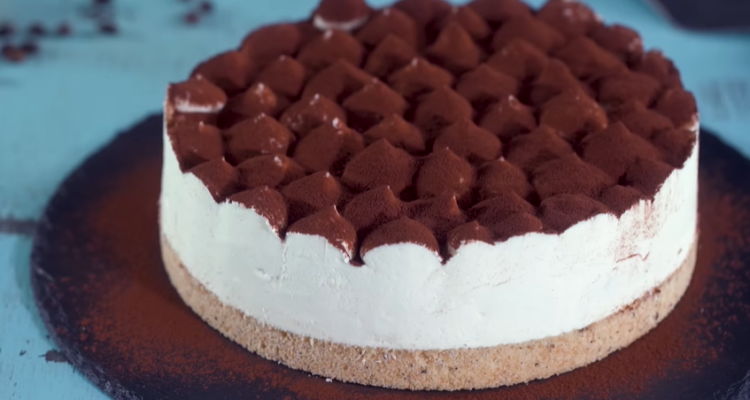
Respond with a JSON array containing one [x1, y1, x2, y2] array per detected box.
[[160, 124, 698, 350]]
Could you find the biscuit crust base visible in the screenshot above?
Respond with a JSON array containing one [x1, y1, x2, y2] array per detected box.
[[161, 235, 697, 391]]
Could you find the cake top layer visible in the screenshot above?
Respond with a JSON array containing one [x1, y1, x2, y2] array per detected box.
[[165, 0, 697, 262]]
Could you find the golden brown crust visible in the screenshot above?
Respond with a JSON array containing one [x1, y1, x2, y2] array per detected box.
[[161, 235, 697, 391]]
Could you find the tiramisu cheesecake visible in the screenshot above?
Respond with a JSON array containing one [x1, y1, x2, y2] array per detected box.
[[159, 0, 699, 390]]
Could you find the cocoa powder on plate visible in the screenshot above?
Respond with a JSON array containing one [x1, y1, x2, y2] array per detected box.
[[76, 144, 749, 399]]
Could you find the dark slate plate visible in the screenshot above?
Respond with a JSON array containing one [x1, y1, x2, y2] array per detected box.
[[31, 114, 750, 400], [645, 0, 750, 31]]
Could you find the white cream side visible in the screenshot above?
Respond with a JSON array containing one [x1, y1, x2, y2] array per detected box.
[[312, 15, 369, 32], [160, 123, 698, 350], [173, 98, 224, 114]]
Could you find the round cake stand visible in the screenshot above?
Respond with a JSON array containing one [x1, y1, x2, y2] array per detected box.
[[31, 114, 750, 400]]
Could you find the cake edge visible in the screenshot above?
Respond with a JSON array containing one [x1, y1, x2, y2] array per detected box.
[[160, 233, 697, 391]]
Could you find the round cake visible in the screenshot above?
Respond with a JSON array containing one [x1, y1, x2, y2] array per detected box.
[[159, 0, 699, 391]]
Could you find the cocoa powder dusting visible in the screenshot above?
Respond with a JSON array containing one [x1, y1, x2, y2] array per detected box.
[[162, 0, 704, 261], [66, 131, 750, 400]]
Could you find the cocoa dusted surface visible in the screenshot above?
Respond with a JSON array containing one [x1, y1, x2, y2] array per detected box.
[[167, 76, 227, 112], [167, 0, 698, 261]]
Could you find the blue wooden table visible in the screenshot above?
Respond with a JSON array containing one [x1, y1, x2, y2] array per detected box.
[[1, 1, 749, 398]]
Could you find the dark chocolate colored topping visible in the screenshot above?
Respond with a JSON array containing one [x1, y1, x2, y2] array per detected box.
[[487, 38, 549, 80], [492, 212, 543, 241], [406, 193, 466, 243], [388, 57, 453, 99], [363, 34, 417, 78], [279, 94, 346, 137], [220, 83, 280, 128], [295, 22, 323, 48], [341, 138, 415, 195], [470, 192, 535, 225], [342, 79, 408, 131], [240, 24, 302, 68], [537, 0, 598, 37], [302, 59, 371, 102], [412, 86, 473, 138], [467, 0, 531, 26], [297, 29, 364, 72], [529, 59, 587, 106], [343, 186, 404, 235], [609, 99, 674, 139], [189, 158, 240, 202], [532, 154, 615, 200], [362, 114, 425, 153], [281, 171, 343, 221], [540, 194, 609, 232], [170, 122, 223, 170], [393, 0, 452, 27], [236, 155, 306, 189], [597, 70, 661, 107], [492, 14, 564, 53], [634, 50, 683, 88], [360, 217, 440, 257], [292, 119, 364, 175], [415, 148, 474, 203], [255, 55, 308, 99], [653, 128, 697, 168], [476, 159, 533, 201], [581, 121, 662, 180], [168, 112, 218, 130], [446, 221, 493, 252], [479, 95, 537, 141], [456, 63, 519, 111], [654, 87, 698, 128], [357, 7, 419, 49], [433, 119, 502, 164], [436, 7, 492, 42], [589, 24, 643, 64], [540, 89, 608, 142], [505, 126, 574, 174], [470, 193, 540, 239], [168, 76, 227, 112], [170, 0, 698, 259], [288, 206, 358, 257], [599, 185, 644, 216], [625, 158, 674, 198], [191, 51, 252, 96], [228, 186, 288, 232], [425, 22, 483, 75], [554, 36, 625, 80], [224, 114, 294, 164]]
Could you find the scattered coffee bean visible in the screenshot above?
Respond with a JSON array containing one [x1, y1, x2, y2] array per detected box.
[[56, 23, 72, 37], [21, 41, 39, 55], [198, 1, 214, 13], [2, 44, 25, 62], [99, 22, 118, 35], [28, 23, 46, 37], [0, 22, 14, 37], [184, 12, 201, 25]]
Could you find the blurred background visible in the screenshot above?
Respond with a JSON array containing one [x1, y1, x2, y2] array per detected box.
[[0, 1, 748, 399]]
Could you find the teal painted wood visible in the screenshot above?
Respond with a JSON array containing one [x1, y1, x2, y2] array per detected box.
[[0, 0, 749, 399], [0, 234, 108, 400]]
